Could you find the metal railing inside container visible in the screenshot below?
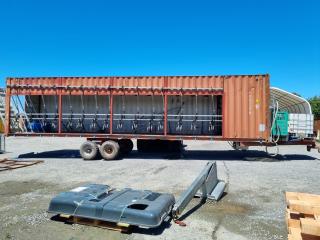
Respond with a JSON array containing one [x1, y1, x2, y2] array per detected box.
[[112, 113, 222, 123], [112, 113, 222, 134], [9, 112, 111, 133], [61, 113, 110, 133], [9, 112, 59, 133], [167, 114, 222, 134], [9, 112, 223, 134]]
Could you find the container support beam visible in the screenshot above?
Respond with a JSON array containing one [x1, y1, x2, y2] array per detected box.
[[4, 85, 11, 135], [164, 94, 168, 136], [58, 94, 62, 134], [222, 94, 225, 138], [164, 77, 168, 136], [109, 78, 114, 134]]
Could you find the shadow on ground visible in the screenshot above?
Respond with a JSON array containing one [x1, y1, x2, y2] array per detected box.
[[18, 149, 317, 161], [19, 150, 81, 159]]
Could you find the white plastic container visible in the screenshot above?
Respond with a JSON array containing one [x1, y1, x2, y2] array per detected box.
[[288, 114, 314, 138]]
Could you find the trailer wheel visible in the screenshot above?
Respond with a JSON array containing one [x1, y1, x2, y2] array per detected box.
[[119, 139, 134, 154], [99, 140, 120, 160], [80, 141, 98, 160]]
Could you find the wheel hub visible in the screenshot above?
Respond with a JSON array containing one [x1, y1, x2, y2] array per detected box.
[[106, 147, 113, 154]]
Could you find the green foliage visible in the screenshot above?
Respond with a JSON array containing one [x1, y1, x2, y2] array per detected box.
[[308, 96, 320, 119]]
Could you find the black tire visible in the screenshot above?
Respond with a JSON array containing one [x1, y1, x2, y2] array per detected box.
[[119, 139, 134, 154], [80, 141, 98, 160], [99, 140, 120, 160]]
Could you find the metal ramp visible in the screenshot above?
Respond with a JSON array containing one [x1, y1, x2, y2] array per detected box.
[[48, 161, 226, 229]]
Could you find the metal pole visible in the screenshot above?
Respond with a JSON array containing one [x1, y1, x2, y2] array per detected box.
[[164, 76, 168, 136], [4, 81, 11, 135], [58, 94, 62, 134], [109, 79, 113, 134]]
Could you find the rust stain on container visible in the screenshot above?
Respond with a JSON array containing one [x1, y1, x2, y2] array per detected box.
[[6, 74, 270, 141]]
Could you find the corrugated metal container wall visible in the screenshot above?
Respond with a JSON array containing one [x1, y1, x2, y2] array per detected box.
[[6, 74, 270, 141], [222, 75, 270, 140]]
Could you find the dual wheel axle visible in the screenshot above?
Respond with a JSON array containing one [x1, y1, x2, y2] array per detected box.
[[80, 139, 133, 160]]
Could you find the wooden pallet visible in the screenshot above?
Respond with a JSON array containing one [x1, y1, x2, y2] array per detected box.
[[58, 214, 131, 233], [286, 192, 320, 240], [0, 159, 44, 171]]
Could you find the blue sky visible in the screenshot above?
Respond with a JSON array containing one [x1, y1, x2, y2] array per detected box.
[[0, 0, 319, 98]]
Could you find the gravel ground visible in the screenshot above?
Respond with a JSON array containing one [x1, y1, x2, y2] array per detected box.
[[0, 137, 319, 240]]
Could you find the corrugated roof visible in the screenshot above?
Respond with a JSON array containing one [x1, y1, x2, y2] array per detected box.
[[270, 87, 312, 114]]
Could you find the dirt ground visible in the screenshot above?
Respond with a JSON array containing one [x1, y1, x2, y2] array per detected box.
[[0, 137, 319, 240]]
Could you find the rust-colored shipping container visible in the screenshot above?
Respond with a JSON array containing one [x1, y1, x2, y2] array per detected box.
[[5, 74, 274, 159]]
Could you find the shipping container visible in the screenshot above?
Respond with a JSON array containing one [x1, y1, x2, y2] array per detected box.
[[4, 74, 317, 159]]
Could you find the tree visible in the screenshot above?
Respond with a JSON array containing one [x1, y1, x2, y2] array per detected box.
[[308, 96, 320, 119]]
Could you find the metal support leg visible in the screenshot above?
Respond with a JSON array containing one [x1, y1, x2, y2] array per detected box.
[[172, 161, 226, 219]]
